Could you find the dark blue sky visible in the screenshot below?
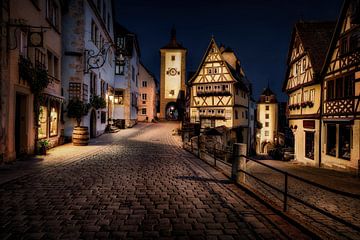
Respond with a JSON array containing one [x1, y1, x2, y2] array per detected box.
[[116, 0, 343, 101]]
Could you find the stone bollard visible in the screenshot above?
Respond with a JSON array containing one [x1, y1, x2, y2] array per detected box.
[[232, 143, 247, 184]]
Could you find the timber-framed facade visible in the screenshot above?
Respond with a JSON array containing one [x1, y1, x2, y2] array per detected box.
[[188, 38, 250, 144], [321, 0, 360, 171]]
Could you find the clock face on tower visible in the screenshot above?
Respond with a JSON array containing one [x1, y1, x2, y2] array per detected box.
[[168, 68, 178, 76]]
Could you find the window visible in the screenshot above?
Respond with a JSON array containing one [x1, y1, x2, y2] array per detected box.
[[114, 90, 124, 105], [265, 131, 269, 136], [115, 61, 125, 75], [142, 93, 147, 101], [245, 110, 248, 119], [20, 31, 27, 56], [49, 103, 58, 137], [171, 55, 175, 61], [116, 37, 125, 49], [46, 0, 60, 30], [303, 90, 309, 101], [265, 105, 269, 111], [142, 81, 147, 87], [83, 84, 88, 103], [90, 72, 97, 97], [100, 80, 106, 98], [310, 89, 315, 102], [327, 74, 354, 100], [265, 114, 269, 119], [91, 20, 98, 47], [69, 82, 82, 100], [235, 110, 238, 119], [38, 105, 48, 139], [265, 122, 269, 127], [242, 111, 244, 118], [302, 58, 306, 73], [327, 80, 334, 100], [208, 68, 212, 74], [305, 132, 314, 160], [326, 124, 337, 156], [339, 125, 351, 160], [35, 48, 46, 69], [340, 37, 349, 55], [102, 1, 106, 21], [141, 108, 147, 115], [47, 51, 59, 80], [132, 66, 135, 81], [101, 111, 106, 124]]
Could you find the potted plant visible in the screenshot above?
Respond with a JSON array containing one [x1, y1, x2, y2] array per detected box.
[[67, 98, 91, 146], [301, 102, 307, 108], [306, 101, 314, 107], [295, 103, 301, 109], [37, 139, 49, 155], [90, 95, 106, 109]]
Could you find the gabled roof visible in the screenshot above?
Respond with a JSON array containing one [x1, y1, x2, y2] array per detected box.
[[282, 21, 335, 92], [114, 22, 141, 57], [321, 0, 354, 75], [160, 27, 186, 50], [295, 22, 335, 72], [188, 37, 248, 91]]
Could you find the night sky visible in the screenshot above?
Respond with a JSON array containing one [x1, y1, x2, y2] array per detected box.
[[115, 0, 343, 101]]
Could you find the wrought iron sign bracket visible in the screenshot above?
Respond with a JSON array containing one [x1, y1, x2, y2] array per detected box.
[[84, 42, 114, 74]]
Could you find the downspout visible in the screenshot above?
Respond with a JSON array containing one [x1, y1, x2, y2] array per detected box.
[[318, 75, 323, 168]]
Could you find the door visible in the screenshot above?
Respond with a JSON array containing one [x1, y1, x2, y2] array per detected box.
[[90, 110, 97, 138], [15, 93, 27, 158]]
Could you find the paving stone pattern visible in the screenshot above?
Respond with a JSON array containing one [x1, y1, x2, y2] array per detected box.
[[0, 123, 309, 239], [246, 162, 360, 240]]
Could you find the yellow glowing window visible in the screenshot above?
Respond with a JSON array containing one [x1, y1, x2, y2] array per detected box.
[[38, 105, 48, 139], [50, 106, 58, 137]]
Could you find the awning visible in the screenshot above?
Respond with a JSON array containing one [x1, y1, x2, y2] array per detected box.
[[40, 93, 65, 103]]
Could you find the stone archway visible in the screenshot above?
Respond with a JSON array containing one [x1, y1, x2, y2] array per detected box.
[[165, 102, 179, 121]]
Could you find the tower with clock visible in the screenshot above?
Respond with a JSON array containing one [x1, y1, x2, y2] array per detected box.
[[159, 27, 187, 120]]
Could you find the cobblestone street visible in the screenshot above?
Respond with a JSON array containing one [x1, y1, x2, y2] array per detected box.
[[0, 123, 309, 239]]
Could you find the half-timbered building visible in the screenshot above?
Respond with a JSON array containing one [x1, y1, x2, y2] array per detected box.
[[188, 38, 250, 144], [284, 22, 335, 166], [321, 0, 360, 171]]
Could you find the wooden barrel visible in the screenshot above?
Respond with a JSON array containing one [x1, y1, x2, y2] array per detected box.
[[72, 126, 89, 146]]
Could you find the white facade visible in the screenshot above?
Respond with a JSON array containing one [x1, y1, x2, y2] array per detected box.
[[113, 23, 140, 128], [256, 90, 278, 155], [62, 0, 115, 138], [138, 63, 157, 122]]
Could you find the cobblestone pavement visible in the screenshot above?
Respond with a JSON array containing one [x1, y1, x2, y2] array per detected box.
[[246, 160, 360, 239], [0, 123, 310, 239]]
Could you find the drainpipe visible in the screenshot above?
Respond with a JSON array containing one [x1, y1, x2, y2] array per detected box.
[[318, 76, 323, 168]]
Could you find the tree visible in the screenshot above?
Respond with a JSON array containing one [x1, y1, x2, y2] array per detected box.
[[67, 99, 90, 126]]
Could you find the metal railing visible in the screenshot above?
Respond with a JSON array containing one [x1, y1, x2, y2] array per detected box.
[[182, 134, 360, 235], [237, 156, 360, 233]]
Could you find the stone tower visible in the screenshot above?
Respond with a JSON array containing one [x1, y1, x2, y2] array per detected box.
[[159, 27, 187, 120], [256, 86, 278, 154]]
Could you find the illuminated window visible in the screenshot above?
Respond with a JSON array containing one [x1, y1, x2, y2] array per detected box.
[[49, 104, 58, 137], [38, 105, 48, 139], [339, 125, 351, 160], [326, 124, 336, 156], [114, 90, 123, 105], [305, 131, 314, 160]]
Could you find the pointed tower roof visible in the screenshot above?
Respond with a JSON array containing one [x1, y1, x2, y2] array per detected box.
[[258, 86, 277, 103], [161, 26, 186, 50]]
